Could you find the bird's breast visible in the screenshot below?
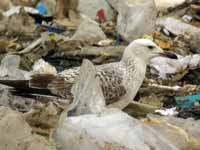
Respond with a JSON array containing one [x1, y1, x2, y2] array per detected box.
[[123, 61, 146, 99]]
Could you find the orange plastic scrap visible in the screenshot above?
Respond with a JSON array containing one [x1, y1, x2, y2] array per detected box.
[[190, 21, 200, 28], [155, 39, 172, 49]]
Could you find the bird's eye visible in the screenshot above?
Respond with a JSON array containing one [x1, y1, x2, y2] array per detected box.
[[148, 46, 154, 49]]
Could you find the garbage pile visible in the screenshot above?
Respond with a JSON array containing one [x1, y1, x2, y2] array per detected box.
[[0, 0, 200, 150]]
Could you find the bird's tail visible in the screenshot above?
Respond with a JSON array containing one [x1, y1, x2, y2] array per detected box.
[[0, 80, 29, 89], [0, 79, 54, 96]]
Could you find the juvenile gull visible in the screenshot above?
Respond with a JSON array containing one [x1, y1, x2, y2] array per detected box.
[[0, 39, 177, 109]]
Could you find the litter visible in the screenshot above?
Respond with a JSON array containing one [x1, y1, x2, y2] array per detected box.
[[175, 93, 200, 108]]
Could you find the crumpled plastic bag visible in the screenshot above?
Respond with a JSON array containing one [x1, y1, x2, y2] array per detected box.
[[0, 55, 30, 79], [53, 109, 191, 150], [150, 54, 200, 78]]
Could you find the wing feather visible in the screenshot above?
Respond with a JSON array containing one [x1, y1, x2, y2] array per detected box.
[[96, 63, 127, 104], [0, 62, 127, 105]]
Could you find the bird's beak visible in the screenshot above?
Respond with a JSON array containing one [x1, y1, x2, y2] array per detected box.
[[159, 51, 178, 59]]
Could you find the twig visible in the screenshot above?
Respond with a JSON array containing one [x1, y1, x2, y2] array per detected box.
[[148, 83, 181, 91], [18, 37, 42, 54], [60, 46, 125, 57]]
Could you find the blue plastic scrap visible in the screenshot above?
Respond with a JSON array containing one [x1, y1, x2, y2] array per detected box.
[[36, 2, 47, 15], [175, 93, 200, 108], [40, 25, 67, 34]]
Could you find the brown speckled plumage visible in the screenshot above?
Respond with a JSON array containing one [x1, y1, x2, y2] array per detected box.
[[58, 62, 128, 105], [0, 39, 176, 109]]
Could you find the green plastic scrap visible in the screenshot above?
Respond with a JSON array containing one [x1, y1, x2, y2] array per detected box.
[[175, 93, 200, 108]]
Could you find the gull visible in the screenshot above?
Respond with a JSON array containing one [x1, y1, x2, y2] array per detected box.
[[0, 39, 177, 109]]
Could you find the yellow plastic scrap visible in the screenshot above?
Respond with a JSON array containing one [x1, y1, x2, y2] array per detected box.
[[140, 34, 154, 41], [100, 51, 110, 57], [48, 33, 56, 41]]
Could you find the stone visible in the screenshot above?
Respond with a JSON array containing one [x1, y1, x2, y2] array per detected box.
[[71, 16, 107, 45], [117, 0, 157, 42], [0, 85, 36, 112], [78, 0, 115, 21]]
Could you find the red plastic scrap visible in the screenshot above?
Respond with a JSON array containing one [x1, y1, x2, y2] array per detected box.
[[97, 9, 106, 22]]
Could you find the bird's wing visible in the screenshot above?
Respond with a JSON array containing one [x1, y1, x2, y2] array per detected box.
[[28, 74, 75, 99], [96, 63, 127, 104], [0, 73, 75, 99], [29, 62, 127, 104], [0, 63, 127, 104], [59, 63, 127, 104], [0, 74, 57, 96]]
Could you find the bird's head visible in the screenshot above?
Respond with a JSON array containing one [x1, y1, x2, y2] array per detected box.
[[122, 39, 177, 63]]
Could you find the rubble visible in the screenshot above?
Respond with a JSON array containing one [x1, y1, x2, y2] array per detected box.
[[144, 115, 200, 149], [0, 106, 56, 150], [117, 0, 157, 42], [178, 106, 200, 120], [0, 38, 22, 52], [6, 8, 37, 35], [189, 33, 200, 53], [18, 37, 42, 54], [0, 0, 199, 150], [24, 102, 64, 135]]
